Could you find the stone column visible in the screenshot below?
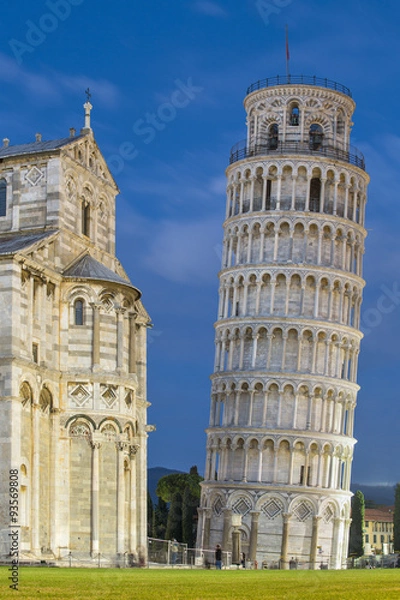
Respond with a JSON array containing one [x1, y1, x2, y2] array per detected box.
[[276, 175, 282, 210], [281, 333, 288, 371], [269, 281, 276, 314], [247, 391, 255, 426], [262, 177, 268, 211], [255, 282, 261, 315], [310, 516, 321, 569], [317, 452, 323, 487], [341, 518, 352, 567], [31, 402, 40, 555], [352, 191, 358, 221], [90, 302, 102, 370], [331, 517, 344, 569], [222, 509, 232, 551], [291, 176, 297, 210], [236, 234, 242, 265], [228, 236, 233, 267], [333, 179, 338, 215], [320, 178, 326, 213], [280, 513, 292, 569], [305, 176, 311, 211], [90, 439, 101, 556], [239, 181, 244, 214], [117, 442, 127, 555], [251, 335, 259, 369], [228, 336, 234, 371], [129, 445, 138, 554], [344, 183, 349, 219], [116, 306, 126, 372], [128, 312, 137, 373], [249, 177, 255, 212], [249, 511, 260, 562], [203, 508, 212, 549], [262, 389, 268, 426], [257, 447, 263, 482], [196, 508, 205, 548], [49, 407, 60, 555], [259, 231, 265, 262], [273, 230, 279, 261], [288, 447, 295, 484]]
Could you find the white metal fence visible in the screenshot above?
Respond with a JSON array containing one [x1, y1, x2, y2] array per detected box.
[[147, 538, 232, 568]]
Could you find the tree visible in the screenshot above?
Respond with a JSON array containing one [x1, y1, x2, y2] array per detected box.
[[156, 466, 203, 544], [154, 497, 169, 540], [147, 491, 155, 537], [348, 490, 365, 558], [393, 483, 400, 552], [165, 491, 183, 541]]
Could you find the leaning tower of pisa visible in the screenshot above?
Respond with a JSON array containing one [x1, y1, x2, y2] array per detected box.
[[197, 76, 369, 569]]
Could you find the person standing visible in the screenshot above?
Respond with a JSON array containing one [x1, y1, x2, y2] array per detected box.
[[171, 539, 179, 565], [215, 544, 222, 569]]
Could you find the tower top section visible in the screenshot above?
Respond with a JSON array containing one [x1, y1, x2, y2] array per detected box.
[[246, 75, 353, 98], [230, 75, 364, 171]]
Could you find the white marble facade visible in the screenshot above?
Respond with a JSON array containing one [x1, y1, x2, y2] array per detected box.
[[197, 77, 369, 569], [0, 105, 151, 563]]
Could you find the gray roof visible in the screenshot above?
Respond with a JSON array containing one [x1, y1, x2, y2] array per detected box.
[[63, 254, 134, 288], [0, 230, 56, 255], [0, 136, 84, 159]]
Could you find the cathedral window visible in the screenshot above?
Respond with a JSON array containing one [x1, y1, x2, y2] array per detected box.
[[309, 124, 324, 151], [0, 179, 6, 217], [309, 178, 321, 212], [268, 124, 279, 150], [82, 201, 90, 237], [74, 299, 84, 326], [32, 343, 39, 364]]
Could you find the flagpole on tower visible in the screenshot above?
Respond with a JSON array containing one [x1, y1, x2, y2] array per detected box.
[[285, 24, 290, 80]]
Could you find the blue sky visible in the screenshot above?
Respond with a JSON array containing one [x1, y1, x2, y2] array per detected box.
[[1, 0, 400, 485]]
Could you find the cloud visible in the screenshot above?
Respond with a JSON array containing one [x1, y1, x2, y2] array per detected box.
[[54, 73, 120, 108], [192, 1, 227, 17], [0, 52, 120, 107], [141, 216, 221, 284]]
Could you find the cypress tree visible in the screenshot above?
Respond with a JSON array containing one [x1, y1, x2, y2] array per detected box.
[[147, 492, 154, 537], [154, 497, 169, 539], [348, 490, 365, 558], [393, 483, 400, 551], [165, 491, 183, 541], [182, 485, 197, 547]]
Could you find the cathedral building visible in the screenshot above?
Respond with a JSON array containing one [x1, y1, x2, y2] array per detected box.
[[0, 102, 151, 563], [197, 76, 369, 569]]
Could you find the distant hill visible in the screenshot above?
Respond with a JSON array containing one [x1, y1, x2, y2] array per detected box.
[[148, 467, 184, 503], [351, 483, 395, 506]]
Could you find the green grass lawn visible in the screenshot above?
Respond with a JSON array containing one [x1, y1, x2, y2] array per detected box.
[[1, 567, 400, 600]]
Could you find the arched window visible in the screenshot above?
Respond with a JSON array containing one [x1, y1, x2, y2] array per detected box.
[[309, 124, 324, 151], [82, 201, 90, 237], [268, 124, 279, 150], [290, 104, 300, 126], [0, 179, 6, 217], [309, 178, 321, 212], [74, 299, 84, 325]]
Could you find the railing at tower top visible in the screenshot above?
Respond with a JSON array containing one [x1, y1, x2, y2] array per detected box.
[[229, 138, 366, 170], [246, 75, 352, 98]]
